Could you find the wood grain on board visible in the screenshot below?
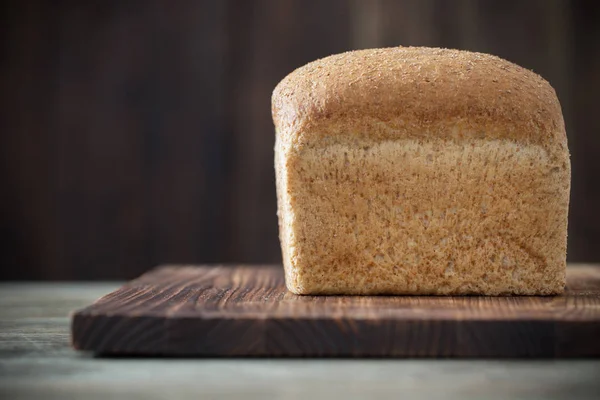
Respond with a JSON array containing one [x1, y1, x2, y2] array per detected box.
[[72, 264, 600, 357]]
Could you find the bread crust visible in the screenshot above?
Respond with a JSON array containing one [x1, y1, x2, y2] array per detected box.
[[273, 47, 566, 152]]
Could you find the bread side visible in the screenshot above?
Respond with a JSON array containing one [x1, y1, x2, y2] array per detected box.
[[273, 47, 570, 295], [283, 137, 569, 294]]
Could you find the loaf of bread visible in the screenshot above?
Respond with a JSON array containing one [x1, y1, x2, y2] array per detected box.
[[272, 47, 570, 295]]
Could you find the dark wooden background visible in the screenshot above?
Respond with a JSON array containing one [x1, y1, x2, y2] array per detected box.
[[1, 0, 599, 280]]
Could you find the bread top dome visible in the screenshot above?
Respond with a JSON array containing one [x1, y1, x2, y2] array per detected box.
[[272, 47, 566, 152]]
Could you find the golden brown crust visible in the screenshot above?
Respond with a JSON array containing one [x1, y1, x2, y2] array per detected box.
[[272, 47, 566, 150]]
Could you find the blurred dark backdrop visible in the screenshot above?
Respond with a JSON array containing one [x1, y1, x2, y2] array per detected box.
[[1, 0, 599, 280]]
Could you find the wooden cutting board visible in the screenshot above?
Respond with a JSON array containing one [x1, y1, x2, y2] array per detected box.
[[71, 264, 600, 357]]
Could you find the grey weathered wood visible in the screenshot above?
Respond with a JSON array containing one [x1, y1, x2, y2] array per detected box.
[[71, 264, 600, 357], [2, 281, 600, 399]]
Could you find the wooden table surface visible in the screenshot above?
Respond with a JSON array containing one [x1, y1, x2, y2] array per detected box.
[[1, 282, 600, 399]]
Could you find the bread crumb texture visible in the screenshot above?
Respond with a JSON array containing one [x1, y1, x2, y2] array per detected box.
[[273, 47, 570, 295]]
